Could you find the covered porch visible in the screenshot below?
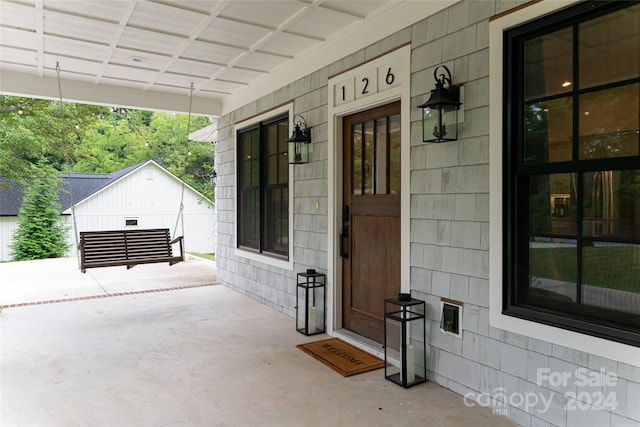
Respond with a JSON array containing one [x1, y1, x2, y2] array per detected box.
[[0, 257, 513, 426]]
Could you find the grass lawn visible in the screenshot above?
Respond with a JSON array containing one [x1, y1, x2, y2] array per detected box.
[[530, 246, 639, 292], [188, 252, 215, 261]]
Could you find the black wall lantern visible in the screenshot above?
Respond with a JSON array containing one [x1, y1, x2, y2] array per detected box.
[[287, 114, 312, 164], [418, 65, 462, 143], [210, 169, 217, 189]]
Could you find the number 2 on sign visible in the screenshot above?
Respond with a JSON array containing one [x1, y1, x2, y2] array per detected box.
[[356, 70, 376, 99], [361, 77, 369, 95]]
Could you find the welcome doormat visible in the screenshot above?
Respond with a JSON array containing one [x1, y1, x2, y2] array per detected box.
[[297, 338, 384, 377]]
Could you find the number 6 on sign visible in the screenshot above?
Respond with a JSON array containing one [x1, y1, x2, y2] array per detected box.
[[378, 60, 401, 92]]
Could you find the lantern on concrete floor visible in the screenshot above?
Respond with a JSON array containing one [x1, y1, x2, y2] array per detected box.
[[296, 269, 325, 336], [384, 293, 426, 388]]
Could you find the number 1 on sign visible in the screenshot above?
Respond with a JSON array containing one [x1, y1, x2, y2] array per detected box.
[[336, 79, 354, 105]]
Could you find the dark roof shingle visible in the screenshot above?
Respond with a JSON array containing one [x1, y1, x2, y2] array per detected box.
[[0, 161, 147, 216]]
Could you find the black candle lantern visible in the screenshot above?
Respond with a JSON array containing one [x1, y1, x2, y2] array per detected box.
[[296, 269, 325, 335], [384, 293, 426, 388], [287, 114, 311, 164], [418, 65, 461, 143]]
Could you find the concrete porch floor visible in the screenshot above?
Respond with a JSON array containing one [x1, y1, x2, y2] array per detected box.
[[0, 257, 515, 426]]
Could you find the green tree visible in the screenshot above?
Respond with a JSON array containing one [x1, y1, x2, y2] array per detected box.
[[1, 96, 215, 203], [147, 112, 215, 202], [10, 178, 71, 260], [0, 95, 105, 185], [74, 115, 150, 173]]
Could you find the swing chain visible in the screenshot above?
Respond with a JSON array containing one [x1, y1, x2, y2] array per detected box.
[[172, 83, 194, 241], [57, 62, 81, 262]]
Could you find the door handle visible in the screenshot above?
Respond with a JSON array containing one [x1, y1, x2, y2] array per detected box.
[[340, 226, 349, 259]]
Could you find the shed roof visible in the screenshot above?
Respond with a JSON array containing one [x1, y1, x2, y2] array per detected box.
[[0, 161, 149, 216]]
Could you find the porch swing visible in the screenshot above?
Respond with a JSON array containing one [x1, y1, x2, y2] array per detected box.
[[55, 63, 188, 273]]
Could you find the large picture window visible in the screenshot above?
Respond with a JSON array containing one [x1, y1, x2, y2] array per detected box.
[[237, 114, 289, 258], [504, 1, 640, 345]]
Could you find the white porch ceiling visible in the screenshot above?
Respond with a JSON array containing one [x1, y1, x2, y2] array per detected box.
[[0, 0, 454, 117]]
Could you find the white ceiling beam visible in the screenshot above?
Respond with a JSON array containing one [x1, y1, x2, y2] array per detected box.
[[35, 0, 44, 77], [201, 1, 317, 90], [0, 70, 222, 116], [95, 1, 137, 84], [302, 0, 367, 20], [142, 0, 232, 92]]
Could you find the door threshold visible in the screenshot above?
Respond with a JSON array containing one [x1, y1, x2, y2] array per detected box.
[[333, 329, 385, 359]]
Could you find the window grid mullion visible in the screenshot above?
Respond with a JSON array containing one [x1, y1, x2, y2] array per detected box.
[[572, 23, 583, 305], [259, 124, 265, 253]]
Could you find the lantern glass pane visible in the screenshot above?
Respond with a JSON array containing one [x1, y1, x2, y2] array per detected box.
[[422, 106, 441, 141], [307, 285, 325, 334], [301, 141, 310, 163], [289, 140, 309, 164], [442, 105, 458, 140], [296, 289, 306, 331], [385, 315, 402, 379]]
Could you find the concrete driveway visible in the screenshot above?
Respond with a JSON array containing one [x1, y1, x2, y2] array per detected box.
[[0, 257, 514, 427]]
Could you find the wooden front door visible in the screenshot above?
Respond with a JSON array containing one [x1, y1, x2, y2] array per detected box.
[[342, 101, 401, 343]]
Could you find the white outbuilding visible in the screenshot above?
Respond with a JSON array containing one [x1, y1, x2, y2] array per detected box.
[[0, 160, 216, 262]]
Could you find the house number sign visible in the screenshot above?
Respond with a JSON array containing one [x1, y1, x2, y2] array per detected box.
[[333, 59, 402, 107]]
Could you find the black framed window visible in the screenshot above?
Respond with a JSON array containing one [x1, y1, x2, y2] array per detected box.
[[504, 1, 640, 345], [237, 114, 289, 258]]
